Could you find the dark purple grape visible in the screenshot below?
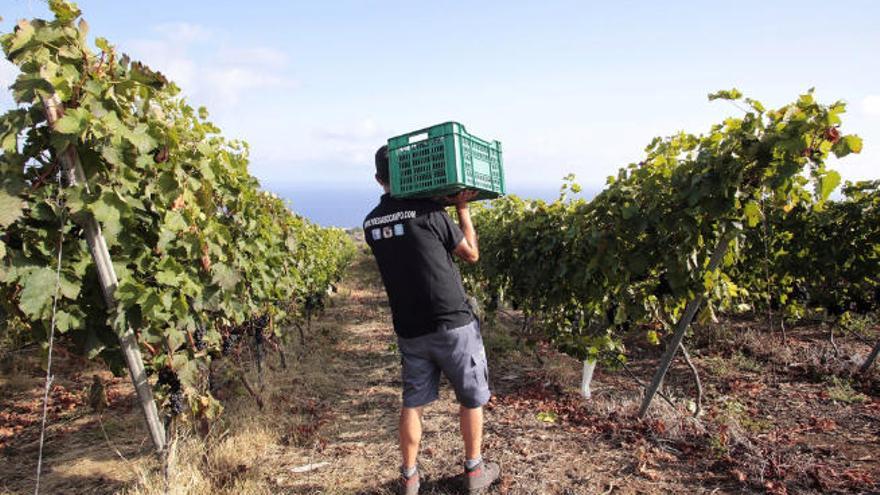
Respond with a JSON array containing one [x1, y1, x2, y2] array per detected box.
[[222, 333, 240, 356], [157, 367, 180, 392], [194, 324, 207, 351], [169, 390, 185, 416], [255, 314, 269, 330]]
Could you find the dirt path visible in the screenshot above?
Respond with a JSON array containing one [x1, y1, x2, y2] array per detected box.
[[268, 255, 693, 495], [262, 255, 714, 494], [268, 254, 489, 494]]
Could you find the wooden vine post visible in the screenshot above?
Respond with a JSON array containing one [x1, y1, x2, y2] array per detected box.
[[42, 94, 167, 453], [638, 229, 737, 419], [859, 338, 880, 375]]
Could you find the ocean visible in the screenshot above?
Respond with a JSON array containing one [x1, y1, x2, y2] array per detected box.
[[268, 185, 597, 228]]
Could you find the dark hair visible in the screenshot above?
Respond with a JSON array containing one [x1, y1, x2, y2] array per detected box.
[[375, 145, 389, 184]]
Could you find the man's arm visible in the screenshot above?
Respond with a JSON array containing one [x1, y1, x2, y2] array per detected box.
[[449, 191, 479, 264]]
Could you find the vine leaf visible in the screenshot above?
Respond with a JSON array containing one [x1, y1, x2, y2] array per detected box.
[[818, 171, 841, 201], [743, 201, 761, 228], [18, 267, 57, 319], [90, 191, 127, 246], [126, 123, 157, 154], [8, 20, 35, 53], [56, 310, 82, 332], [211, 263, 240, 291], [49, 0, 82, 22], [0, 188, 25, 228], [55, 110, 87, 134]]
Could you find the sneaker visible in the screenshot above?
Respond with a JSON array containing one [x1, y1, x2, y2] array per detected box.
[[464, 460, 500, 493], [398, 470, 420, 495]]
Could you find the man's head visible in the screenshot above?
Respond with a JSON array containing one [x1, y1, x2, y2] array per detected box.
[[375, 145, 390, 189]]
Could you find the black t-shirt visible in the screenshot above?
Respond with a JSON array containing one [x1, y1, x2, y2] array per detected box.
[[364, 194, 473, 338]]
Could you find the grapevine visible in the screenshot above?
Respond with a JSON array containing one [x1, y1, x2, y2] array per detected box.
[[0, 1, 356, 423], [463, 90, 863, 413]]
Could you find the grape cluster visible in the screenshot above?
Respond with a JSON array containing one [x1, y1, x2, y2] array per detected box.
[[254, 314, 269, 330], [157, 367, 180, 392], [193, 324, 207, 351], [157, 367, 185, 416], [305, 294, 325, 312], [169, 391, 185, 415], [221, 333, 240, 356]]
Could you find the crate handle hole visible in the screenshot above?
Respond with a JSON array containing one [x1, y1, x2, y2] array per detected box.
[[408, 132, 428, 144]]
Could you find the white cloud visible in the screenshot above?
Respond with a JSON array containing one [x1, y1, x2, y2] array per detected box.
[[863, 95, 880, 117], [0, 59, 19, 90], [152, 22, 212, 44], [126, 23, 294, 108], [204, 66, 287, 105]]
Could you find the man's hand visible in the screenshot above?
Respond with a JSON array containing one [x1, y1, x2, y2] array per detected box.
[[444, 190, 479, 208], [449, 190, 479, 264]]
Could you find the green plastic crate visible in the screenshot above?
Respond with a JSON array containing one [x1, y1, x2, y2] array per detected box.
[[388, 122, 505, 201]]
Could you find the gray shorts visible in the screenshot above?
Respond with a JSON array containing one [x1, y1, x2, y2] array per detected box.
[[398, 319, 491, 409]]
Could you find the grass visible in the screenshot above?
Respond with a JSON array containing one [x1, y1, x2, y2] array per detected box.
[[121, 323, 343, 495], [825, 376, 869, 404], [714, 397, 774, 434], [703, 350, 763, 377]]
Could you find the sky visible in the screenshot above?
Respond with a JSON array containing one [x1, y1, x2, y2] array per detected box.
[[2, 0, 878, 225]]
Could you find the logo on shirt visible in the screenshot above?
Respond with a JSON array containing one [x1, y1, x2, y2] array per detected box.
[[382, 226, 393, 239], [364, 210, 417, 228], [371, 228, 382, 240], [393, 223, 404, 236]]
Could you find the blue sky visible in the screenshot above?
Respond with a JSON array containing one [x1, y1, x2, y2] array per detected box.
[[2, 0, 878, 197]]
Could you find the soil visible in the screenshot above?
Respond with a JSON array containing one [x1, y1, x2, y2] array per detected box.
[[1, 252, 878, 494]]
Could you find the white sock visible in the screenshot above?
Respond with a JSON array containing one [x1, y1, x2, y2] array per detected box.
[[401, 465, 417, 478], [465, 456, 483, 470]]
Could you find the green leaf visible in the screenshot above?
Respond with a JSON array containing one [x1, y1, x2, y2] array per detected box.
[[708, 88, 742, 101], [163, 211, 188, 232], [11, 74, 55, 104], [9, 20, 35, 53], [743, 201, 761, 228], [697, 304, 718, 325], [95, 37, 112, 52], [54, 112, 86, 135], [48, 0, 82, 23], [1, 131, 17, 153], [90, 190, 127, 245], [536, 411, 558, 423], [0, 188, 25, 228], [100, 144, 125, 167], [59, 276, 81, 300], [818, 170, 841, 201], [155, 270, 180, 286], [18, 267, 57, 320], [55, 310, 82, 332], [843, 135, 862, 154], [211, 263, 240, 291], [126, 124, 157, 154]]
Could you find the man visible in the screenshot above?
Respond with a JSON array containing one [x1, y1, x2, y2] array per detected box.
[[364, 145, 501, 494]]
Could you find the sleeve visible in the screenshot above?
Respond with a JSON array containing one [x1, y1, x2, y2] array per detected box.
[[430, 210, 465, 253], [362, 220, 373, 249]]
